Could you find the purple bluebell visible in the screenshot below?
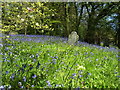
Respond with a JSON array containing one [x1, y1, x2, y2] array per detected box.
[[96, 59, 99, 61], [29, 67, 33, 70], [36, 53, 39, 58], [16, 64, 19, 67], [79, 75, 83, 78], [31, 85, 34, 87], [72, 73, 76, 77], [6, 71, 9, 74], [20, 86, 23, 88], [116, 76, 120, 77], [46, 81, 52, 87], [0, 86, 4, 89], [75, 87, 80, 90], [20, 68, 24, 72], [33, 59, 36, 62], [88, 73, 92, 75], [22, 64, 27, 68], [23, 76, 26, 82], [18, 82, 22, 86], [0, 44, 3, 47], [10, 74, 15, 80], [32, 74, 37, 78]]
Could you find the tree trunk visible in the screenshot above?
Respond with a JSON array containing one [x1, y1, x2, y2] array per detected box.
[[25, 27, 27, 35], [64, 2, 70, 37], [66, 3, 70, 36], [85, 17, 97, 44], [117, 9, 120, 48]]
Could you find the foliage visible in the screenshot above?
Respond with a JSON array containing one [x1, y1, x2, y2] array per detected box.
[[1, 2, 119, 47], [2, 2, 54, 35], [1, 35, 119, 89]]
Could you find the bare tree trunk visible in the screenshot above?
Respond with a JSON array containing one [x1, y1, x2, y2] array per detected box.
[[66, 2, 70, 36], [25, 27, 27, 35]]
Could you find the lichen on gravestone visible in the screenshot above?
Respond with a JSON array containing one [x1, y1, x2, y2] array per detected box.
[[68, 31, 79, 45]]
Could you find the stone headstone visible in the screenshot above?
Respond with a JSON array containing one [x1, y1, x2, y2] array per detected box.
[[68, 31, 79, 45]]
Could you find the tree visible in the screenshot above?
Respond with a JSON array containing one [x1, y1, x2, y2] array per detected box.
[[84, 2, 118, 45], [2, 2, 53, 35]]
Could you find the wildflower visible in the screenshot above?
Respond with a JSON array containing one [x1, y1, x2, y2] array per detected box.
[[0, 86, 4, 88], [116, 76, 120, 77], [0, 44, 3, 47], [72, 73, 76, 77], [36, 53, 39, 58], [75, 87, 80, 90], [23, 76, 26, 82], [22, 64, 27, 68], [29, 66, 33, 70], [31, 85, 34, 87], [20, 68, 24, 72], [96, 59, 98, 61], [20, 86, 23, 88], [18, 82, 22, 86], [10, 74, 15, 80], [52, 59, 56, 64], [79, 75, 83, 78], [33, 59, 36, 62], [46, 81, 52, 87], [32, 74, 37, 78], [6, 71, 9, 74], [88, 73, 91, 75]]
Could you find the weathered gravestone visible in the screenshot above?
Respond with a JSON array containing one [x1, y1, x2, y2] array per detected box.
[[68, 31, 79, 45]]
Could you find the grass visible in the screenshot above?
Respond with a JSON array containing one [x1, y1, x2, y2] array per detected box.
[[1, 35, 119, 89]]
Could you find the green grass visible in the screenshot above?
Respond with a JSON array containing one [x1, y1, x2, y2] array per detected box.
[[1, 37, 119, 89]]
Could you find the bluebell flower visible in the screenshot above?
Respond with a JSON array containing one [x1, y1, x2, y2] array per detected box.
[[20, 68, 24, 72], [36, 54, 39, 58], [18, 82, 22, 86], [23, 76, 26, 82], [33, 59, 36, 62], [72, 73, 76, 77], [29, 66, 33, 70], [75, 87, 80, 90], [0, 86, 4, 89], [22, 64, 27, 68], [0, 44, 3, 47], [10, 74, 15, 80], [55, 84, 59, 87], [20, 86, 23, 88], [46, 81, 52, 87], [88, 73, 91, 75], [79, 75, 83, 78], [96, 59, 98, 61], [31, 85, 34, 87], [8, 52, 12, 55], [32, 74, 37, 78], [116, 76, 120, 78], [16, 64, 19, 67], [6, 71, 9, 74], [52, 59, 56, 64], [114, 72, 118, 74]]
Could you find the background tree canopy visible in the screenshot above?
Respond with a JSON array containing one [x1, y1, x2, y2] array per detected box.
[[1, 2, 120, 48]]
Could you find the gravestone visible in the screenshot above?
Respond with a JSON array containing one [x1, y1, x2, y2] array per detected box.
[[68, 31, 79, 45]]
